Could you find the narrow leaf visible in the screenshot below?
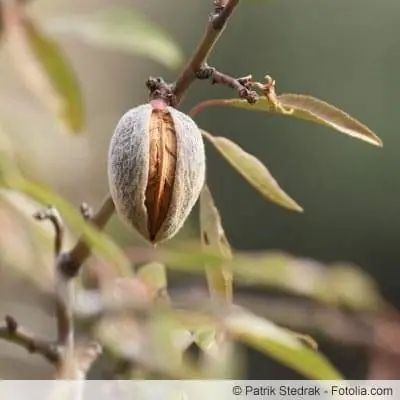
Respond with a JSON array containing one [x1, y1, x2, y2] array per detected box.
[[137, 246, 383, 312], [279, 94, 382, 146], [222, 95, 382, 146], [202, 130, 303, 212], [12, 179, 131, 276], [43, 7, 184, 70], [225, 308, 343, 379], [200, 185, 233, 303], [3, 4, 83, 133]]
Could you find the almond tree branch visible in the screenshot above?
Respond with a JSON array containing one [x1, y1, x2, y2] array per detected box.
[[51, 0, 241, 277], [32, 205, 103, 377], [0, 315, 60, 364], [62, 195, 115, 278], [195, 65, 257, 103], [33, 206, 74, 351], [173, 0, 240, 105]]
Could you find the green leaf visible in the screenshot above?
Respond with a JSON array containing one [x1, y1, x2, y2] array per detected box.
[[4, 11, 84, 133], [139, 246, 383, 312], [200, 185, 233, 303], [202, 130, 303, 212], [222, 95, 382, 147], [0, 189, 76, 290], [225, 307, 343, 379], [97, 314, 200, 379], [43, 7, 184, 70], [137, 262, 170, 304], [10, 179, 131, 276]]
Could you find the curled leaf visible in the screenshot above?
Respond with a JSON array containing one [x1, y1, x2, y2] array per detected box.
[[221, 95, 382, 146], [3, 5, 84, 133], [43, 7, 184, 70], [202, 130, 303, 212]]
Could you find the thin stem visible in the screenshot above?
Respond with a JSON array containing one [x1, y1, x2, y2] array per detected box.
[[196, 66, 257, 103], [0, 315, 60, 364], [33, 206, 64, 257], [62, 195, 115, 278], [188, 98, 228, 117], [33, 207, 74, 357], [174, 0, 240, 105]]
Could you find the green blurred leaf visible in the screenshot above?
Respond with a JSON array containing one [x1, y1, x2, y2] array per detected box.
[[97, 314, 200, 379], [194, 327, 241, 379], [4, 7, 83, 133], [229, 253, 384, 311], [137, 262, 170, 304], [202, 130, 303, 212], [200, 185, 233, 303], [8, 179, 131, 276], [0, 189, 77, 290], [43, 7, 184, 70], [225, 308, 343, 379], [221, 95, 382, 146], [138, 246, 383, 312]]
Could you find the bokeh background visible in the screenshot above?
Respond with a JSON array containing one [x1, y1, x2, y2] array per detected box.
[[0, 0, 399, 379]]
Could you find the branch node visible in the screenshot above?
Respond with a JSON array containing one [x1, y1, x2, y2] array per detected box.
[[146, 77, 176, 107], [57, 252, 78, 280], [195, 65, 258, 104], [196, 64, 216, 80], [80, 202, 93, 221], [5, 315, 17, 334], [211, 0, 238, 30]]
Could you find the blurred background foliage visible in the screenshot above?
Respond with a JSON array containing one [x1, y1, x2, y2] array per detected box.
[[0, 0, 399, 380]]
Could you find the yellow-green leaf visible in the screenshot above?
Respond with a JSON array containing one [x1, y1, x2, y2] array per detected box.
[[202, 130, 303, 212], [11, 179, 131, 276], [223, 95, 382, 146], [225, 308, 343, 379], [43, 7, 184, 70], [137, 262, 170, 304], [200, 185, 233, 303], [3, 6, 83, 133]]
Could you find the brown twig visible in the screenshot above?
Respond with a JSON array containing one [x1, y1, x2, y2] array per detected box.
[[61, 195, 115, 279], [173, 0, 240, 105], [0, 315, 60, 364], [196, 65, 257, 103], [34, 206, 73, 349], [80, 202, 93, 221], [33, 205, 104, 378], [33, 205, 64, 257]]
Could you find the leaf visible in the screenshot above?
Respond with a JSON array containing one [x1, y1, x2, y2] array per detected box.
[[202, 130, 303, 212], [0, 189, 76, 290], [43, 7, 184, 70], [222, 95, 382, 147], [137, 262, 170, 304], [137, 246, 383, 312], [225, 307, 343, 379], [97, 314, 200, 379], [11, 179, 131, 276], [200, 185, 233, 303], [3, 5, 84, 133], [194, 327, 241, 379]]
